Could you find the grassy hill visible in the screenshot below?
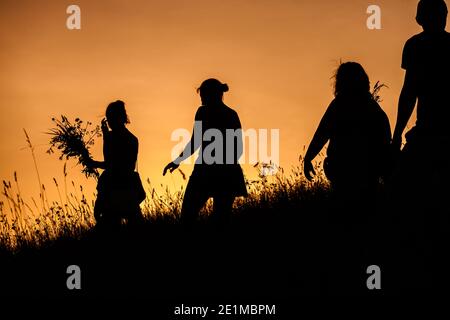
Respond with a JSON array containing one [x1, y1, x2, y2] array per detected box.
[[0, 162, 446, 298]]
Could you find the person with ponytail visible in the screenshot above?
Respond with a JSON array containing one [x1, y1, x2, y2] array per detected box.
[[163, 78, 247, 226], [87, 100, 145, 231]]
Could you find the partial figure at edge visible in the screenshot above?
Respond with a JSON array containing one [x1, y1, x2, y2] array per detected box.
[[391, 0, 450, 213]]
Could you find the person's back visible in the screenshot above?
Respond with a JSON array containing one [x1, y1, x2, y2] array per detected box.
[[194, 103, 241, 166], [402, 31, 450, 136], [326, 93, 391, 185], [304, 62, 391, 191], [103, 127, 138, 174], [197, 103, 239, 132]]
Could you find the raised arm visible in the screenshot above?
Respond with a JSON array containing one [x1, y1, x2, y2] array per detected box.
[[85, 119, 109, 170], [392, 69, 418, 150]]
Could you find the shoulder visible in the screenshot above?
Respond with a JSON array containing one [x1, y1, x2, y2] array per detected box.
[[219, 104, 239, 119], [402, 33, 426, 59], [402, 33, 425, 69], [125, 129, 138, 144], [318, 98, 339, 122], [327, 97, 340, 112], [195, 106, 206, 119], [404, 32, 425, 49], [225, 104, 238, 116]]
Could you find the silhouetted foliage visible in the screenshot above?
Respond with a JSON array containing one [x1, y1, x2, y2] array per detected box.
[[47, 116, 101, 178]]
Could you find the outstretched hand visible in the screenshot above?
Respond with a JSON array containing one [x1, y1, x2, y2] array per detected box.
[[163, 162, 179, 176], [304, 160, 316, 181]]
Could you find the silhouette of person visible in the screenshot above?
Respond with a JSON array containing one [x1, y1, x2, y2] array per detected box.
[[304, 62, 391, 218], [389, 0, 450, 290], [392, 0, 450, 205], [303, 63, 391, 292], [163, 79, 247, 226], [87, 100, 144, 231]]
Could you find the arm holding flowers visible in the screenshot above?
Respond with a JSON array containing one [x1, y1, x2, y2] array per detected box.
[[85, 118, 109, 170]]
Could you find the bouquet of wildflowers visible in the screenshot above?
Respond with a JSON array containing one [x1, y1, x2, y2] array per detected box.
[[47, 116, 101, 178]]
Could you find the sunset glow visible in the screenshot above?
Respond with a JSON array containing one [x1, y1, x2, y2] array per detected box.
[[0, 0, 426, 203]]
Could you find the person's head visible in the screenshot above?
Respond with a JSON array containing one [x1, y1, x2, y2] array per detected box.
[[416, 0, 448, 32], [197, 78, 229, 106], [333, 62, 370, 97], [105, 100, 129, 130]]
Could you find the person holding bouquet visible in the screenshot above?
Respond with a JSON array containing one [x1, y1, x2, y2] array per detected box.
[[87, 100, 145, 231]]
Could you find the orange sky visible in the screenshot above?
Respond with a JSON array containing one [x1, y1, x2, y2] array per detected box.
[[0, 0, 430, 204]]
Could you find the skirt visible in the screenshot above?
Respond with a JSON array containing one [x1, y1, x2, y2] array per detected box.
[[188, 164, 248, 197], [94, 170, 146, 220]]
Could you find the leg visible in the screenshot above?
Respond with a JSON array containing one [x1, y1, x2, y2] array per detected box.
[[180, 178, 209, 225], [211, 194, 235, 227], [127, 206, 145, 228], [94, 211, 122, 236]]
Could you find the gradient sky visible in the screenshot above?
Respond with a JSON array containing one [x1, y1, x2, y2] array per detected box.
[[0, 0, 432, 204]]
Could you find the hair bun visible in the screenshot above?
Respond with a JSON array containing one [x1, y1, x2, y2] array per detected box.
[[197, 78, 229, 94], [222, 83, 229, 92]]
